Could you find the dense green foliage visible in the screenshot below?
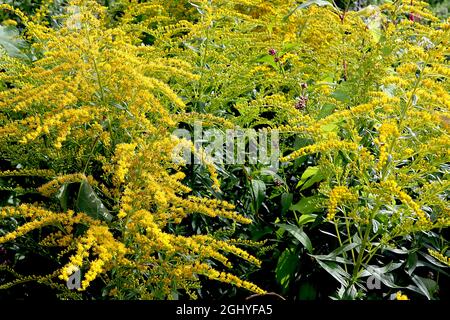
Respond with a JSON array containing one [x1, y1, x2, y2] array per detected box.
[[0, 0, 449, 300]]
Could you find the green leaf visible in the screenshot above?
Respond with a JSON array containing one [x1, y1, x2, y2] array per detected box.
[[76, 180, 113, 222], [55, 183, 70, 212], [331, 89, 351, 102], [301, 174, 324, 191], [418, 251, 450, 269], [366, 12, 382, 43], [275, 248, 298, 292], [312, 242, 359, 262], [0, 26, 26, 59], [320, 122, 338, 133], [317, 103, 336, 119], [297, 167, 324, 191], [381, 45, 393, 56], [406, 252, 418, 276], [251, 179, 266, 213], [315, 259, 350, 287], [296, 166, 318, 188], [279, 42, 297, 56], [277, 223, 313, 253], [256, 54, 278, 70], [297, 213, 317, 226], [410, 275, 437, 300], [290, 195, 324, 215], [281, 192, 293, 216]]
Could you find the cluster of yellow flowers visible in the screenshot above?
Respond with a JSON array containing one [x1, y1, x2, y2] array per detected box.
[[37, 173, 95, 197], [175, 262, 266, 295], [59, 225, 128, 290], [326, 186, 358, 221], [380, 180, 431, 229], [0, 206, 75, 245], [428, 249, 450, 267], [110, 143, 137, 186], [0, 0, 448, 300], [375, 121, 400, 171], [0, 0, 267, 298], [280, 140, 359, 162]]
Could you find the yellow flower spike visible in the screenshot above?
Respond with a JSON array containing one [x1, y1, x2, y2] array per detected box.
[[428, 249, 450, 266]]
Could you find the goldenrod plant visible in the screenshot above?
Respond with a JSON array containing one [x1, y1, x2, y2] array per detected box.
[[0, 0, 448, 300], [0, 0, 264, 299]]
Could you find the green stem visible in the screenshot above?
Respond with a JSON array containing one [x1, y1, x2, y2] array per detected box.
[[352, 219, 372, 280], [344, 215, 356, 264], [351, 202, 380, 283], [334, 219, 348, 273]]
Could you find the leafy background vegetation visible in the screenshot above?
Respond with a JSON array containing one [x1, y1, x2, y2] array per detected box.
[[0, 0, 449, 300]]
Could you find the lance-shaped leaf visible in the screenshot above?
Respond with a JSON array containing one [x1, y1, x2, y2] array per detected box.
[[76, 180, 113, 222], [277, 223, 313, 253], [0, 26, 27, 59]]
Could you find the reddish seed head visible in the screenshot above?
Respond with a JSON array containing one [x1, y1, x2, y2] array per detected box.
[[301, 82, 308, 89], [409, 13, 415, 22], [295, 96, 308, 110], [268, 48, 276, 56]]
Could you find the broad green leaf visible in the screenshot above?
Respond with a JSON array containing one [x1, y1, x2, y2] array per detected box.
[[297, 213, 317, 226], [277, 223, 313, 253], [76, 180, 113, 222], [381, 45, 393, 56], [406, 252, 418, 276], [317, 103, 336, 119], [55, 183, 70, 212], [418, 251, 450, 269], [298, 0, 333, 9], [275, 248, 298, 292], [0, 26, 26, 59], [249, 225, 273, 241], [296, 166, 318, 188], [320, 122, 338, 133], [290, 195, 324, 215], [281, 192, 293, 216], [415, 260, 450, 278], [256, 54, 278, 70], [365, 9, 382, 43], [410, 275, 437, 300], [299, 169, 324, 191], [319, 73, 334, 84], [251, 179, 266, 213], [260, 168, 284, 180], [331, 89, 351, 102], [279, 42, 297, 56]]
